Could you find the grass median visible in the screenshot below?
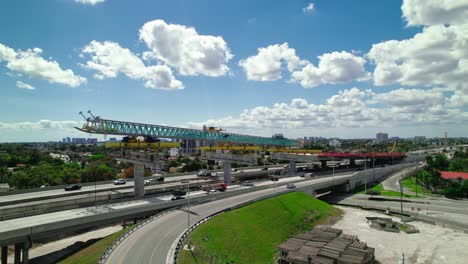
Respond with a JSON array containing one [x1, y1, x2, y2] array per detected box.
[[357, 183, 420, 198], [177, 192, 342, 264]]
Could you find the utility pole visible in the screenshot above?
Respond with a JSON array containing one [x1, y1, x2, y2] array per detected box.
[[399, 180, 404, 215]]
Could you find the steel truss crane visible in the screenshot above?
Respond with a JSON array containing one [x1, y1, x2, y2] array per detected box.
[[76, 111, 298, 147]]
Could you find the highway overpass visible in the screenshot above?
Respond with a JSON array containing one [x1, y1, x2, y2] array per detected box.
[[0, 164, 413, 263]]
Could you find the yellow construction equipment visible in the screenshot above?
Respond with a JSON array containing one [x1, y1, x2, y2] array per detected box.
[[105, 141, 181, 149], [390, 142, 397, 152], [207, 126, 225, 133]]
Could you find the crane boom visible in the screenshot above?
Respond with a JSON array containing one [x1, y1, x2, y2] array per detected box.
[[75, 113, 298, 147]]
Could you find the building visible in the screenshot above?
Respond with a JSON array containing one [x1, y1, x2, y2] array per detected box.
[[414, 136, 427, 142], [328, 138, 341, 147], [376, 132, 388, 142], [49, 153, 70, 163], [109, 137, 117, 142], [70, 138, 98, 145], [440, 171, 468, 182]]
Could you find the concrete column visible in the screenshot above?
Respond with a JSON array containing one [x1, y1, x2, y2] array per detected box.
[[134, 163, 145, 198], [303, 188, 315, 197], [14, 243, 22, 264], [321, 160, 327, 170], [288, 161, 296, 176], [22, 241, 30, 264], [1, 246, 7, 264], [223, 161, 231, 185]]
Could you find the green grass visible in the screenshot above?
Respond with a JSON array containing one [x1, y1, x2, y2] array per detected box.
[[357, 184, 420, 198], [402, 177, 430, 195], [178, 192, 341, 264], [58, 225, 133, 264]]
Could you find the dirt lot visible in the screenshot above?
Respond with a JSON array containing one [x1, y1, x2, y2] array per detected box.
[[333, 206, 468, 264]]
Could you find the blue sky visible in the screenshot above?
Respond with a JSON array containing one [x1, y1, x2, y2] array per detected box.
[[0, 0, 467, 142]]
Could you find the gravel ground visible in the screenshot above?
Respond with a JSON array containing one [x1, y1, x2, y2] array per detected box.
[[333, 206, 468, 264]]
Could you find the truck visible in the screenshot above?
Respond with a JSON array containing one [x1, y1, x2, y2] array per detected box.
[[200, 182, 227, 192]]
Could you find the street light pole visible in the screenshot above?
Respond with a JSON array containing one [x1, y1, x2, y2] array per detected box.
[[186, 181, 191, 249], [364, 155, 367, 208]]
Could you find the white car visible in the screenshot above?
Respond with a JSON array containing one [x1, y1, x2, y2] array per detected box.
[[144, 179, 155, 185], [242, 181, 254, 186], [113, 179, 126, 185]]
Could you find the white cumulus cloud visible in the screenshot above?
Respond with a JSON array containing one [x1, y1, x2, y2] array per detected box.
[[188, 87, 466, 135], [402, 0, 468, 26], [139, 19, 233, 77], [367, 24, 468, 89], [0, 43, 86, 87], [16, 81, 35, 90], [238, 43, 306, 81], [81, 40, 183, 90], [74, 0, 105, 5], [291, 51, 371, 88], [303, 3, 315, 13]]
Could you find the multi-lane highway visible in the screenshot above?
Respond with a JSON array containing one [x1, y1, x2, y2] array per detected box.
[[0, 167, 282, 207]]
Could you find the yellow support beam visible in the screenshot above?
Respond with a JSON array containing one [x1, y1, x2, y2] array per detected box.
[[105, 142, 181, 149]]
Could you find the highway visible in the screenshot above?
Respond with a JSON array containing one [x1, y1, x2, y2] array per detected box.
[[0, 167, 367, 247], [104, 172, 358, 264], [0, 167, 279, 207]]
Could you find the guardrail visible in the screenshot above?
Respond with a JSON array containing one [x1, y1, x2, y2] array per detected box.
[[98, 207, 182, 264], [171, 189, 292, 264]]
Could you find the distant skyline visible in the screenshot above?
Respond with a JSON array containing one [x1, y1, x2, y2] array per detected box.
[[1, 0, 467, 142]]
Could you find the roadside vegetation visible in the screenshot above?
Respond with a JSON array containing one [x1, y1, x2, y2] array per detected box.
[[356, 183, 420, 198], [413, 151, 468, 198], [0, 143, 127, 189], [178, 192, 341, 264], [58, 225, 132, 264]]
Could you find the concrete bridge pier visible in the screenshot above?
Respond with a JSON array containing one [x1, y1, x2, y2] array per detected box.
[[288, 161, 296, 176], [321, 160, 327, 169], [1, 246, 7, 264], [303, 188, 316, 197], [13, 241, 29, 264], [223, 161, 232, 185], [134, 163, 145, 198]]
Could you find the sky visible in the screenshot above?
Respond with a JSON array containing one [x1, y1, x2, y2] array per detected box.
[[0, 0, 467, 142]]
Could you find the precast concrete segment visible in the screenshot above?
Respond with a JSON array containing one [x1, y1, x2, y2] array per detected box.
[[0, 164, 413, 249], [201, 151, 257, 165]]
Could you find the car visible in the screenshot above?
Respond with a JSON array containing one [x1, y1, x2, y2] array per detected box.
[[197, 170, 211, 177], [304, 173, 314, 178], [64, 184, 81, 191], [231, 168, 238, 172], [287, 183, 296, 189], [261, 167, 268, 171], [270, 176, 279, 181], [171, 196, 185, 201], [242, 181, 254, 186], [144, 179, 155, 185], [206, 189, 217, 194], [155, 176, 165, 182], [113, 178, 126, 185]]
